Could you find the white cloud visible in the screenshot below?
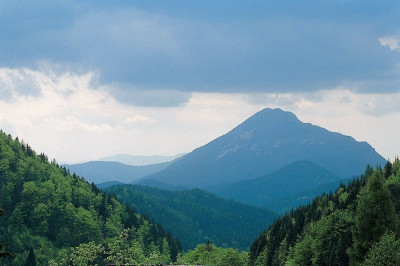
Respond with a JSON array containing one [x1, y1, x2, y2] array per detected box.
[[0, 68, 42, 101], [379, 36, 400, 51], [124, 115, 154, 124], [1, 67, 400, 163], [46, 116, 113, 132]]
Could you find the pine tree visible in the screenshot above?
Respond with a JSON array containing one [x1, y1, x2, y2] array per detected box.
[[24, 248, 37, 266], [384, 159, 393, 179], [348, 170, 398, 265], [0, 205, 12, 259]]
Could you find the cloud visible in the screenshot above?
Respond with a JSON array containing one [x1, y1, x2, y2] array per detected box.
[[0, 78, 13, 101], [46, 116, 113, 132], [107, 86, 192, 107], [0, 68, 42, 102], [124, 115, 153, 124], [1, 1, 400, 164], [379, 36, 400, 51], [1, 1, 399, 99], [1, 67, 400, 163]]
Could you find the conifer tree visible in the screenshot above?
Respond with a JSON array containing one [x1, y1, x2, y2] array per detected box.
[[384, 159, 393, 179], [0, 205, 12, 259], [348, 170, 398, 265], [24, 248, 36, 266]]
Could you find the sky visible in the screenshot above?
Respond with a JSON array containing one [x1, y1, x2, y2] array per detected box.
[[0, 1, 399, 163]]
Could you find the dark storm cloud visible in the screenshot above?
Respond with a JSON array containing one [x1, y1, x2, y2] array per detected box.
[[1, 0, 399, 106]]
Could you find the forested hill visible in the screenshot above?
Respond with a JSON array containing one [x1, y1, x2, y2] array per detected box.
[[249, 159, 400, 265], [104, 184, 278, 251], [0, 131, 182, 265], [216, 160, 340, 212]]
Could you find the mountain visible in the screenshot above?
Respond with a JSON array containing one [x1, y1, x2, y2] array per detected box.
[[104, 184, 277, 251], [215, 160, 340, 211], [64, 160, 172, 184], [249, 160, 400, 265], [143, 108, 386, 188], [97, 153, 185, 166], [0, 131, 182, 265]]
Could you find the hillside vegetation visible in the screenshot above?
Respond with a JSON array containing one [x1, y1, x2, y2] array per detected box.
[[249, 159, 400, 265], [104, 184, 277, 250], [0, 131, 181, 265], [216, 160, 340, 213]]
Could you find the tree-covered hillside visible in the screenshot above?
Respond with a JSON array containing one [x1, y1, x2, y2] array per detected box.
[[0, 131, 181, 265], [249, 159, 400, 265], [216, 160, 340, 213], [104, 184, 277, 251]]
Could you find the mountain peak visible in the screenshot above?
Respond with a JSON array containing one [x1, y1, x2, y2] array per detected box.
[[244, 108, 297, 122], [145, 108, 385, 188], [229, 108, 301, 140], [257, 108, 298, 120], [239, 108, 299, 126]]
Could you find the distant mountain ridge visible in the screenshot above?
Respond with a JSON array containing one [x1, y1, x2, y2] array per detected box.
[[143, 108, 386, 188], [97, 153, 185, 166], [64, 160, 173, 184]]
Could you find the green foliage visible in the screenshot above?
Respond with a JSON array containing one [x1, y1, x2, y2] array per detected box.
[[285, 209, 353, 266], [177, 242, 248, 265], [349, 170, 398, 265], [290, 233, 314, 266], [0, 131, 181, 265], [69, 242, 104, 266], [0, 205, 12, 260], [362, 231, 400, 266], [24, 248, 36, 266], [105, 184, 276, 250], [250, 161, 400, 266]]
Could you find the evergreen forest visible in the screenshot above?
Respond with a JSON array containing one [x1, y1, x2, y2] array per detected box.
[[0, 131, 182, 265], [249, 159, 400, 265], [104, 184, 277, 250]]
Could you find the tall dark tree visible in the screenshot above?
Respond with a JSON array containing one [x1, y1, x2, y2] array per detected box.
[[0, 205, 12, 259], [384, 159, 393, 179], [166, 232, 179, 262], [24, 248, 36, 266], [348, 170, 398, 265]]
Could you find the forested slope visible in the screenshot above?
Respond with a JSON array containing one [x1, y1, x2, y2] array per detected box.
[[249, 159, 400, 265], [216, 160, 340, 212], [0, 131, 181, 265], [104, 184, 277, 251]]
